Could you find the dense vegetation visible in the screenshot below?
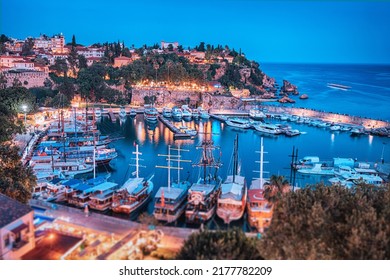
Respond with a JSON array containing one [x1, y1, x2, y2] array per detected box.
[[177, 229, 263, 260], [177, 183, 390, 260], [0, 86, 37, 203]]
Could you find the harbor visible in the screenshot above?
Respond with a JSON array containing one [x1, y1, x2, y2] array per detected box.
[[20, 103, 388, 236]]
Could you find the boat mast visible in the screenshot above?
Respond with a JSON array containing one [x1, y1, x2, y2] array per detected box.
[[133, 144, 141, 178], [170, 144, 191, 184], [260, 137, 264, 189], [233, 134, 238, 183]]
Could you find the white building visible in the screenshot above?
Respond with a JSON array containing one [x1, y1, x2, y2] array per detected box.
[[0, 193, 36, 260], [76, 46, 104, 58], [160, 41, 179, 50]]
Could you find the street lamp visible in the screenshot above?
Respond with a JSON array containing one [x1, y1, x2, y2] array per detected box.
[[22, 104, 27, 126]]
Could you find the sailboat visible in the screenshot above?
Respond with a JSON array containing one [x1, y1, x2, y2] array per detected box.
[[185, 139, 222, 224], [216, 134, 247, 224], [154, 145, 191, 223], [111, 144, 154, 215], [246, 137, 273, 233]]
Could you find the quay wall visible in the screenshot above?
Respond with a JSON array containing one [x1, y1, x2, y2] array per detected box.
[[263, 105, 390, 129]]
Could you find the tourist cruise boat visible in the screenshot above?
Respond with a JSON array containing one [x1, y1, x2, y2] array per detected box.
[[144, 105, 158, 123], [94, 108, 102, 119], [111, 145, 154, 215], [192, 108, 200, 119], [198, 107, 210, 119], [246, 138, 273, 233], [172, 107, 183, 120], [31, 159, 94, 177], [119, 106, 127, 119], [162, 107, 172, 118], [129, 108, 137, 117], [225, 117, 251, 129], [67, 176, 116, 208], [89, 182, 119, 211], [154, 145, 191, 223], [253, 123, 282, 135], [249, 107, 266, 120], [185, 139, 222, 223], [217, 135, 247, 224], [181, 105, 192, 121], [297, 163, 334, 175]]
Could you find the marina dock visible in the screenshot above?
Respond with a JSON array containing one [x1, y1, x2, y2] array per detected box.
[[158, 115, 193, 139]]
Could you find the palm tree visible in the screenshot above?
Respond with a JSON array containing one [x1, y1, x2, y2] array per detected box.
[[264, 175, 290, 203]]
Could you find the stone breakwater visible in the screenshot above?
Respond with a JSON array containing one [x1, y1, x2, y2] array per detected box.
[[263, 105, 390, 129]]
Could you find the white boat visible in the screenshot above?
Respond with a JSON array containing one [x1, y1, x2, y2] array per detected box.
[[111, 145, 154, 215], [285, 129, 300, 137], [119, 106, 127, 119], [171, 107, 183, 120], [198, 107, 210, 119], [253, 123, 282, 135], [95, 108, 102, 118], [340, 126, 351, 132], [297, 163, 334, 175], [144, 105, 158, 123], [330, 125, 341, 131], [181, 105, 192, 121], [350, 128, 364, 136], [249, 108, 266, 120], [32, 160, 94, 176], [280, 115, 289, 121], [225, 117, 251, 129], [217, 135, 247, 224], [192, 108, 200, 119], [162, 107, 172, 118], [129, 108, 137, 117]]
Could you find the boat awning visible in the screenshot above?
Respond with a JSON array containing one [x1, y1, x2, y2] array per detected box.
[[63, 179, 82, 186], [90, 182, 118, 193], [11, 223, 29, 234], [221, 182, 244, 200], [155, 187, 185, 200]]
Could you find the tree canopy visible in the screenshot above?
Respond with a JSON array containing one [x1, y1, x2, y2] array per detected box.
[[260, 184, 390, 260], [176, 229, 263, 260]]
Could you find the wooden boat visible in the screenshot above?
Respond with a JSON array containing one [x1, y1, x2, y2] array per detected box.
[[217, 134, 247, 223], [111, 145, 154, 214], [246, 137, 273, 233], [154, 145, 191, 223], [185, 139, 222, 224]]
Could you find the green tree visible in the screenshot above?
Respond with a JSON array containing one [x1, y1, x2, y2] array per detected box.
[[263, 175, 290, 203], [21, 38, 34, 56], [78, 54, 88, 69], [260, 184, 390, 260], [50, 58, 68, 77], [0, 87, 37, 203], [177, 229, 264, 260], [0, 73, 7, 89]]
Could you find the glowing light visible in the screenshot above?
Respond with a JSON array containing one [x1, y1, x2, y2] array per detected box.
[[368, 134, 374, 146]]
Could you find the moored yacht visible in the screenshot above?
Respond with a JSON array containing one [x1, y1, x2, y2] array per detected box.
[[144, 105, 158, 123], [253, 123, 282, 135], [171, 106, 183, 120], [225, 117, 251, 129], [162, 107, 172, 118]]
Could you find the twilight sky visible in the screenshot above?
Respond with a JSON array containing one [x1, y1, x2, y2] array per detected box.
[[1, 0, 390, 64]]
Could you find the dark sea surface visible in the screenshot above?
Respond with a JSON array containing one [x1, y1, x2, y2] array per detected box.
[[261, 63, 390, 121], [92, 63, 390, 228]]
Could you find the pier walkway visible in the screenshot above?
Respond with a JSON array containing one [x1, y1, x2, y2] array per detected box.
[[158, 115, 193, 139]]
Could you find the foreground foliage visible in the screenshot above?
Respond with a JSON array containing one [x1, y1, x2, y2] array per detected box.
[[260, 184, 390, 260], [0, 86, 36, 203], [176, 229, 263, 260]]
